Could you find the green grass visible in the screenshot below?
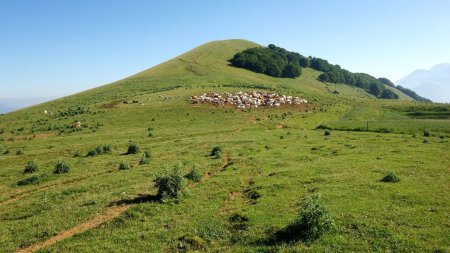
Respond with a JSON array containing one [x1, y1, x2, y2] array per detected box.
[[0, 39, 449, 252]]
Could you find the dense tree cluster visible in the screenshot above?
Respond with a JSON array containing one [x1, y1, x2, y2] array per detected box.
[[375, 78, 428, 101], [312, 58, 399, 99], [230, 44, 432, 101], [229, 44, 307, 78], [395, 86, 430, 102]]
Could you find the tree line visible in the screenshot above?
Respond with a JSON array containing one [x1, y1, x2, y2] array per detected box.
[[229, 44, 306, 78], [230, 44, 430, 101]]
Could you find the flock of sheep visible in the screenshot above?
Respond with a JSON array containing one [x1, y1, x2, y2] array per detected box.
[[190, 91, 307, 109]]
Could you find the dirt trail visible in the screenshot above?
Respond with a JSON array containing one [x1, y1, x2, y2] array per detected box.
[[15, 152, 232, 252], [219, 152, 233, 171], [16, 204, 130, 253], [0, 170, 114, 207]]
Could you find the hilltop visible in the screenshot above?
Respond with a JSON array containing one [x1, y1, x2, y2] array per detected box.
[[0, 39, 449, 252]]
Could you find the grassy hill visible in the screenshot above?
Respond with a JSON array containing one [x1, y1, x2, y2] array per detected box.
[[0, 39, 449, 252]]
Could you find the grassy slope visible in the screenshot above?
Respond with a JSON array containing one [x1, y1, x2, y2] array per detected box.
[[0, 39, 449, 252]]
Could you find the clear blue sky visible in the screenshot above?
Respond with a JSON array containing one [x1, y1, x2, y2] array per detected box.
[[1, 0, 450, 101]]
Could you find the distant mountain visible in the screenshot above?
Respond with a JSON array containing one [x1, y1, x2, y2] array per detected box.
[[396, 63, 450, 103], [0, 97, 56, 113], [0, 103, 14, 114]]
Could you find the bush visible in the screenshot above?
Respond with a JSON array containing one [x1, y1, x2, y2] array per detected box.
[[87, 144, 112, 157], [210, 146, 222, 157], [245, 189, 261, 201], [86, 149, 98, 157], [275, 194, 334, 242], [119, 161, 131, 170], [54, 161, 70, 174], [23, 160, 38, 174], [185, 166, 202, 182], [127, 142, 140, 154], [153, 165, 186, 199], [102, 144, 113, 154], [16, 149, 24, 155], [95, 146, 104, 154], [17, 175, 40, 186], [423, 129, 431, 137], [139, 151, 151, 165], [73, 150, 82, 157], [178, 234, 205, 251], [324, 130, 331, 136], [380, 171, 400, 183]]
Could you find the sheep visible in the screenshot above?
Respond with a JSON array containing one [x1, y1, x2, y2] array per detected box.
[[189, 91, 307, 109]]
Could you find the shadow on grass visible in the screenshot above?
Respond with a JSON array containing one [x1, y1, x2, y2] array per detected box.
[[255, 220, 331, 247], [110, 194, 161, 206]]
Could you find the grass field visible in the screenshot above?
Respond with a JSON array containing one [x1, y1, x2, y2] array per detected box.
[[0, 40, 449, 252]]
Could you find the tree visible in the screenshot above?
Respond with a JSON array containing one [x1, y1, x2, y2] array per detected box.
[[369, 83, 382, 97], [318, 73, 330, 82], [380, 89, 399, 99], [282, 63, 301, 78], [378, 77, 395, 87]]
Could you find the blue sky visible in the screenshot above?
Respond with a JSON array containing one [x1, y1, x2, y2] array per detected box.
[[1, 0, 449, 104]]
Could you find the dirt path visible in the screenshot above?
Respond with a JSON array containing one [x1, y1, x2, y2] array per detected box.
[[0, 170, 115, 207], [16, 204, 130, 253], [15, 152, 232, 252], [219, 152, 233, 171]]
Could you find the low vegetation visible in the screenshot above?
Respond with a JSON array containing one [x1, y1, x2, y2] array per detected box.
[[139, 151, 151, 165], [274, 194, 334, 242], [118, 161, 131, 170], [23, 160, 38, 174], [153, 165, 186, 200], [53, 161, 70, 174], [380, 171, 401, 183], [0, 39, 447, 252], [185, 166, 201, 182], [210, 146, 222, 158], [127, 142, 140, 154]]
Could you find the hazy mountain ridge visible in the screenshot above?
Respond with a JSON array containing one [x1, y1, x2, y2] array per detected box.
[[0, 103, 14, 114], [396, 63, 450, 103]]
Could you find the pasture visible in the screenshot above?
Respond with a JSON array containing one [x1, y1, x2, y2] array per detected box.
[[0, 40, 449, 252]]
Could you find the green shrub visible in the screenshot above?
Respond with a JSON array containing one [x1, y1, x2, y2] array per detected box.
[[16, 149, 24, 155], [119, 161, 131, 170], [139, 151, 151, 165], [17, 175, 40, 186], [185, 166, 202, 182], [102, 144, 113, 154], [86, 149, 98, 157], [244, 189, 261, 201], [380, 171, 400, 183], [229, 213, 250, 231], [324, 130, 331, 136], [54, 161, 70, 174], [423, 129, 431, 137], [127, 142, 140, 154], [95, 146, 104, 154], [178, 234, 205, 251], [73, 150, 82, 157], [3, 149, 10, 154], [23, 160, 38, 174], [153, 165, 186, 199], [210, 146, 222, 157], [275, 194, 334, 242]]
